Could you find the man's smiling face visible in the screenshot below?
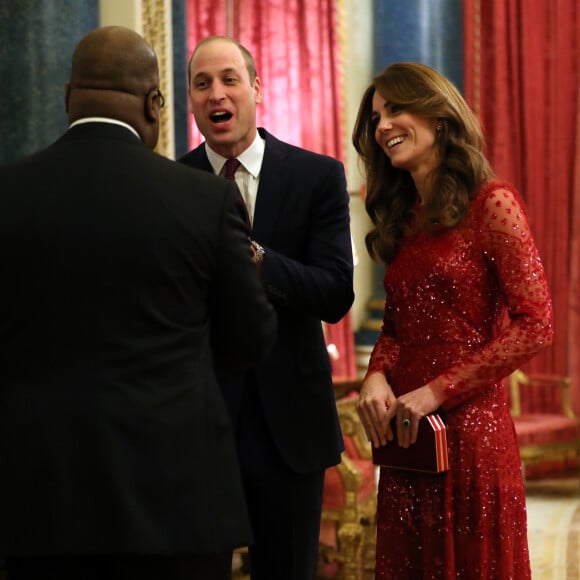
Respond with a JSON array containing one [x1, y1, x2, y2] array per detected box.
[[188, 38, 262, 158]]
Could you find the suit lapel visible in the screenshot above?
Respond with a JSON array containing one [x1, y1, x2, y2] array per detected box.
[[189, 147, 213, 173], [187, 133, 287, 243], [252, 130, 289, 242]]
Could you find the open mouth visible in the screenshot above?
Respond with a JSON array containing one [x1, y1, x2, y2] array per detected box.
[[210, 111, 233, 123]]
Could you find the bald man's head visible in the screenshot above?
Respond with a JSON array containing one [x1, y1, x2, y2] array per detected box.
[[65, 26, 163, 149]]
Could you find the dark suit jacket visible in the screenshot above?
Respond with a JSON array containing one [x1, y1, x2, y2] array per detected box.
[[179, 128, 354, 474], [0, 123, 277, 556]]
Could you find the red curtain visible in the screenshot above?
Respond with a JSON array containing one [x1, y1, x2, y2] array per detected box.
[[185, 0, 357, 380], [185, 0, 228, 147], [464, 0, 580, 412]]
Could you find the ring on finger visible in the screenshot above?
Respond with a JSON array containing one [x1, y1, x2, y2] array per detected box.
[[402, 418, 411, 428]]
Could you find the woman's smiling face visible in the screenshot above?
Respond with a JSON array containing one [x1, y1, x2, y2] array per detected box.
[[371, 90, 440, 179]]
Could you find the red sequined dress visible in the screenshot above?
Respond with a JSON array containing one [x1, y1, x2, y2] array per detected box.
[[367, 182, 553, 579]]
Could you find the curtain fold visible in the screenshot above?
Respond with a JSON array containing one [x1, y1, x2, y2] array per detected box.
[[464, 0, 580, 412], [185, 0, 357, 380], [570, 85, 580, 413], [232, 0, 344, 159]]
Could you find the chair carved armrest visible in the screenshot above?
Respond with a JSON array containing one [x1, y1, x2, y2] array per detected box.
[[337, 399, 372, 461], [335, 452, 362, 524], [510, 369, 575, 419]]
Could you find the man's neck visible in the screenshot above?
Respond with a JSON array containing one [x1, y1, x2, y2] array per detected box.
[[206, 129, 259, 159]]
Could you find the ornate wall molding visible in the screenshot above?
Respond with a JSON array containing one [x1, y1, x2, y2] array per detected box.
[[142, 0, 175, 159], [101, 0, 175, 158]]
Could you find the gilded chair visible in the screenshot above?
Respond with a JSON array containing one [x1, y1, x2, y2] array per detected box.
[[509, 369, 580, 483], [320, 392, 377, 580]]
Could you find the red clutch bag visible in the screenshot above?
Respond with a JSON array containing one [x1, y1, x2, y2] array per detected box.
[[372, 414, 449, 473]]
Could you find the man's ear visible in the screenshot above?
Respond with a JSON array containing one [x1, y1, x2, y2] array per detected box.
[[144, 90, 158, 122], [253, 76, 262, 104], [64, 83, 71, 113]]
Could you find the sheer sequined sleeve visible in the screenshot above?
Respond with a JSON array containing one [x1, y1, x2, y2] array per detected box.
[[365, 289, 400, 379], [431, 184, 554, 408]]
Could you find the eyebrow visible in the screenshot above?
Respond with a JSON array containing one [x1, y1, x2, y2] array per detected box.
[[193, 67, 239, 78], [220, 67, 241, 76]]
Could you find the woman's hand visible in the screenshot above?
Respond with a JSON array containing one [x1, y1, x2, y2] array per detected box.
[[395, 384, 443, 448], [356, 372, 397, 448]]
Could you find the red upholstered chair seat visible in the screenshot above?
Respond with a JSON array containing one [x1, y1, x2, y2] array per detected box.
[[322, 437, 376, 511], [514, 414, 580, 447], [508, 370, 580, 482]]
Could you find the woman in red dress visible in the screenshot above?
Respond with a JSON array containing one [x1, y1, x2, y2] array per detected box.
[[352, 62, 553, 579]]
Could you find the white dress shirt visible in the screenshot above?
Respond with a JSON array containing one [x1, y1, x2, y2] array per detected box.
[[205, 132, 265, 225], [69, 117, 141, 140]]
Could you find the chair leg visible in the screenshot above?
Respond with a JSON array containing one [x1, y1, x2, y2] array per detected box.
[[361, 518, 376, 580], [337, 521, 363, 580]]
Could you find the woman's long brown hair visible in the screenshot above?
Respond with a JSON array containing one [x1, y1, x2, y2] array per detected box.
[[352, 62, 494, 264]]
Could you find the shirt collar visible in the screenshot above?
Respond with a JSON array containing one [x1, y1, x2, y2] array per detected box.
[[205, 132, 265, 177], [69, 117, 141, 140]]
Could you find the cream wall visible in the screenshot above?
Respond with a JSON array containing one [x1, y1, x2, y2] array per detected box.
[[98, 0, 375, 331], [100, 0, 142, 27], [343, 0, 375, 330]]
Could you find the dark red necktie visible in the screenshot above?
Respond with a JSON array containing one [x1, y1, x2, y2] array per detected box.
[[223, 158, 251, 229], [224, 158, 241, 181]]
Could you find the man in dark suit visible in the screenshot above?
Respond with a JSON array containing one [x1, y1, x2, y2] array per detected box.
[[179, 36, 354, 580], [0, 26, 276, 580]]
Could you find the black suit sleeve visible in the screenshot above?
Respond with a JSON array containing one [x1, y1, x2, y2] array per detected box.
[[259, 158, 354, 323]]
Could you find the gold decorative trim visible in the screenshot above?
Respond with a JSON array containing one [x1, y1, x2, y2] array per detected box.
[[360, 319, 382, 332], [336, 0, 348, 165], [367, 298, 385, 311], [142, 0, 175, 158], [472, 0, 482, 117]]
